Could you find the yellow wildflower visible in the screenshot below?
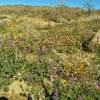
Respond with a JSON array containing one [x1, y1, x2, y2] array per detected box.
[[61, 79, 69, 86], [25, 53, 34, 63]]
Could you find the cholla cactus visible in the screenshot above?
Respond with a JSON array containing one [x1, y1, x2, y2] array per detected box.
[[6, 32, 14, 48]]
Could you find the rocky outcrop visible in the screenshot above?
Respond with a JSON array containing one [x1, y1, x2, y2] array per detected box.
[[89, 31, 100, 51], [91, 31, 100, 44]]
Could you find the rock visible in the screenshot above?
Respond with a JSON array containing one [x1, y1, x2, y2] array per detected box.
[[28, 94, 32, 100], [8, 80, 28, 95], [91, 31, 100, 45], [89, 31, 100, 51], [0, 97, 8, 100], [6, 80, 32, 100]]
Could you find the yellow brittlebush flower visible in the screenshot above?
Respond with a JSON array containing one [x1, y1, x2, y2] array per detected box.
[[76, 61, 86, 74], [25, 53, 34, 63], [61, 79, 69, 86], [63, 61, 72, 73]]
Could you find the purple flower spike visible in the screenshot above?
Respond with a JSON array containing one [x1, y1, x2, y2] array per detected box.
[[78, 95, 83, 100]]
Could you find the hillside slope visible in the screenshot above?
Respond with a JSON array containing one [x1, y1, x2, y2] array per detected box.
[[0, 6, 100, 100]]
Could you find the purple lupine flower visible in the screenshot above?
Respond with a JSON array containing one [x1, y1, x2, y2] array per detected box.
[[68, 74, 76, 85], [78, 95, 83, 100], [80, 75, 86, 83], [52, 89, 59, 100], [27, 73, 33, 83], [96, 82, 100, 89]]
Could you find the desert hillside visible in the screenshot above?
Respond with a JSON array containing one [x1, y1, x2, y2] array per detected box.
[[0, 6, 100, 100]]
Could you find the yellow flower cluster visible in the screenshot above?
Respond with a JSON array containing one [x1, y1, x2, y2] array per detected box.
[[60, 79, 69, 86], [25, 53, 34, 63], [75, 61, 86, 75]]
